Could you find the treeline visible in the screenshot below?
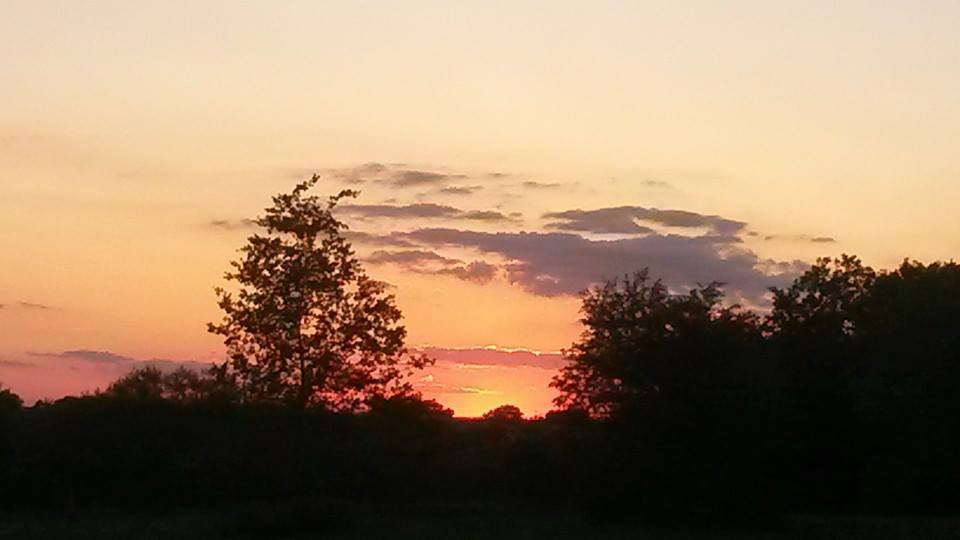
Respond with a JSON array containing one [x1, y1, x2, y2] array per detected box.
[[548, 255, 960, 519], [3, 255, 960, 522]]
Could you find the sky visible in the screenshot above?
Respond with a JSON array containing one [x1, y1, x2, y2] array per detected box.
[[2, 1, 959, 416]]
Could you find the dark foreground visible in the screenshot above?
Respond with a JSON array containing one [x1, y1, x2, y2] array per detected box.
[[4, 503, 960, 540]]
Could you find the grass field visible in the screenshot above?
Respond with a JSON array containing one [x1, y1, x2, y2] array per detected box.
[[3, 502, 960, 539]]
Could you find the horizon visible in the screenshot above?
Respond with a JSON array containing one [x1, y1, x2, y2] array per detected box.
[[3, 1, 960, 416]]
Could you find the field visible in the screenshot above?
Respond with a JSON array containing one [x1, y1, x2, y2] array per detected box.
[[3, 503, 960, 540]]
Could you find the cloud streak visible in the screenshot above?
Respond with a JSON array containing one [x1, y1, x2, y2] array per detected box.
[[544, 206, 746, 236], [438, 185, 483, 195], [0, 301, 60, 311], [28, 350, 211, 373], [0, 359, 35, 368], [339, 203, 519, 223], [763, 234, 837, 243], [209, 218, 258, 230], [364, 250, 498, 284], [423, 347, 566, 370], [339, 203, 462, 219], [521, 181, 564, 189], [366, 250, 463, 266], [17, 301, 58, 310]]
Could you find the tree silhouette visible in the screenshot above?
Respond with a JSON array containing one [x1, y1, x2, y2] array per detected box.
[[208, 176, 429, 410], [850, 260, 960, 506], [104, 366, 239, 403], [482, 404, 524, 421], [0, 384, 21, 415], [767, 254, 875, 341], [549, 271, 767, 519], [105, 367, 166, 400], [765, 255, 877, 509], [550, 270, 760, 417]]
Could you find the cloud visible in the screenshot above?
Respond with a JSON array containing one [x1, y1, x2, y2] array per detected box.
[[17, 301, 57, 310], [438, 185, 483, 195], [364, 250, 497, 284], [343, 231, 418, 248], [396, 228, 801, 302], [27, 350, 210, 373], [544, 206, 746, 236], [394, 170, 450, 187], [386, 169, 469, 188], [339, 203, 462, 219], [521, 181, 563, 189], [641, 179, 672, 188], [30, 349, 134, 364], [763, 234, 837, 244], [0, 359, 35, 368], [330, 162, 388, 184], [434, 261, 498, 284], [423, 347, 566, 370], [209, 218, 258, 230], [415, 382, 502, 395], [0, 301, 60, 311], [339, 204, 518, 223], [545, 209, 656, 234], [298, 163, 470, 189], [366, 250, 464, 266], [460, 210, 517, 222], [756, 259, 810, 276], [285, 162, 389, 184]]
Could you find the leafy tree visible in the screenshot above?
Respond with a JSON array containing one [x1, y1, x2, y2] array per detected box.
[[482, 404, 524, 421], [0, 384, 22, 415], [550, 271, 767, 519], [104, 366, 238, 403], [551, 270, 761, 417], [767, 254, 875, 341], [765, 255, 876, 510], [105, 367, 165, 400], [856, 259, 960, 353], [367, 394, 455, 421], [209, 176, 429, 410], [852, 260, 960, 454]]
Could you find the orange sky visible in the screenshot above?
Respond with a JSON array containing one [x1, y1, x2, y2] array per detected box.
[[2, 1, 959, 415]]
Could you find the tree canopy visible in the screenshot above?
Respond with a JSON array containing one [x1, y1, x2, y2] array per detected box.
[[208, 176, 429, 410], [550, 270, 761, 417]]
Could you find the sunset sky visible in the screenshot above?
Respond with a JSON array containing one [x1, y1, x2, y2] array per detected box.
[[2, 1, 959, 416]]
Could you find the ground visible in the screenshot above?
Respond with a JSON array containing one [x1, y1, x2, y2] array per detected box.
[[2, 503, 960, 539]]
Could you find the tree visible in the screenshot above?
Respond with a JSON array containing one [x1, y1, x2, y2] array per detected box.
[[0, 385, 22, 415], [103, 366, 239, 403], [208, 176, 429, 410], [765, 255, 876, 510], [104, 367, 165, 400], [482, 404, 524, 421], [551, 270, 761, 417], [550, 271, 767, 519], [767, 254, 875, 341], [850, 260, 960, 503]]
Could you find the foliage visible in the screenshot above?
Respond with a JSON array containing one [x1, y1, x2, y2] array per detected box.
[[551, 270, 761, 417], [767, 254, 876, 340], [104, 366, 239, 403], [482, 404, 524, 421], [0, 384, 23, 414], [208, 176, 430, 410]]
